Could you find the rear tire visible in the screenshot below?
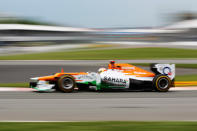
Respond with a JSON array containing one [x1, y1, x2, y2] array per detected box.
[[153, 74, 172, 92], [57, 75, 76, 93]]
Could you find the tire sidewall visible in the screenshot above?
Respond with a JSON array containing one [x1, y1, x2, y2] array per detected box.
[[58, 75, 76, 93], [153, 75, 171, 92]]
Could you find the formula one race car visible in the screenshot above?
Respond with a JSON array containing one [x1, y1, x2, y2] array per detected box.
[[30, 61, 175, 92]]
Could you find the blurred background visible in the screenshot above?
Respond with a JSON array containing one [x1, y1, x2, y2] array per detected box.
[[1, 0, 197, 54]]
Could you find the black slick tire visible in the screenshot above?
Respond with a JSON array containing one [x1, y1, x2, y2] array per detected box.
[[57, 75, 76, 93], [153, 74, 172, 92]]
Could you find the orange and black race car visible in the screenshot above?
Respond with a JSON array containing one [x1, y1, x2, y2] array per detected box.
[[30, 61, 175, 92]]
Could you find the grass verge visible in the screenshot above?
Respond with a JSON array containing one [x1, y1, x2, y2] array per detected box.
[[173, 64, 197, 69], [0, 121, 197, 131], [0, 83, 28, 87], [176, 74, 197, 81], [0, 48, 197, 60]]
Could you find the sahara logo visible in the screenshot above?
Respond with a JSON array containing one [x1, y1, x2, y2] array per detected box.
[[103, 76, 126, 84]]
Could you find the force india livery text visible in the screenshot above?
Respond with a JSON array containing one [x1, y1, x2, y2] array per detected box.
[[30, 61, 175, 92]]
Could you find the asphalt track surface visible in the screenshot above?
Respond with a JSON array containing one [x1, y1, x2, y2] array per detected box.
[[0, 60, 197, 83], [0, 90, 197, 121]]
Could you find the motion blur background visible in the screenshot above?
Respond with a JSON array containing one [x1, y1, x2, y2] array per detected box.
[[1, 0, 197, 53]]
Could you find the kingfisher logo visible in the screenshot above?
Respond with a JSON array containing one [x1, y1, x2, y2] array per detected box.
[[103, 76, 126, 84]]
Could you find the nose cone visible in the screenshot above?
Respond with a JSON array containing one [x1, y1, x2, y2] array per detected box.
[[37, 75, 56, 81], [30, 77, 39, 81]]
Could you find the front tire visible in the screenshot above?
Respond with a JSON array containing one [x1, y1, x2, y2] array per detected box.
[[57, 75, 76, 93], [153, 74, 172, 92]]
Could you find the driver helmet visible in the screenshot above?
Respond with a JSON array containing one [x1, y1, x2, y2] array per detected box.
[[98, 68, 107, 73]]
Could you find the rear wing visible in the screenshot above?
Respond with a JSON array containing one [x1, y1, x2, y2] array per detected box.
[[150, 64, 175, 80]]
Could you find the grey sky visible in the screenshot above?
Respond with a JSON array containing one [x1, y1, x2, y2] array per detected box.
[[0, 0, 197, 28]]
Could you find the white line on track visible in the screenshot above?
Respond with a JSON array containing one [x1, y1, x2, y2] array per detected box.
[[170, 87, 197, 91], [0, 87, 35, 92], [0, 87, 197, 92]]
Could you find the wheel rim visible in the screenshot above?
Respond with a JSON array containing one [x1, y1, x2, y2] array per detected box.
[[62, 78, 74, 90], [158, 78, 169, 89]]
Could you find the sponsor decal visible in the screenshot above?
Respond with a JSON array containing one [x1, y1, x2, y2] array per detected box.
[[122, 67, 135, 70], [134, 71, 146, 74], [77, 75, 94, 80], [103, 76, 126, 84], [163, 67, 172, 76]]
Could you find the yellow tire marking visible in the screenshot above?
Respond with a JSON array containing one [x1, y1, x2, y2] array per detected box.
[[155, 76, 171, 91]]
